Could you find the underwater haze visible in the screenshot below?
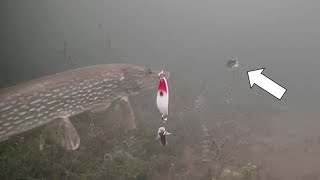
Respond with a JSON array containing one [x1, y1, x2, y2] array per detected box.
[[1, 0, 320, 179]]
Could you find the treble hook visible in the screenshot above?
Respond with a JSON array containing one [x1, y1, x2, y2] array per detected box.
[[158, 70, 165, 79], [161, 114, 168, 123]]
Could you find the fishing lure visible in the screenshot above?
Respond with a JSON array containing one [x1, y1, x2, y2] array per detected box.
[[155, 127, 172, 146], [156, 70, 169, 122]]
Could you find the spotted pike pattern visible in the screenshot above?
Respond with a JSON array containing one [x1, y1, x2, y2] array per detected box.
[[0, 64, 162, 141]]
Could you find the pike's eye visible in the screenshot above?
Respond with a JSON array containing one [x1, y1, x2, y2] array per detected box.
[[146, 68, 152, 75]]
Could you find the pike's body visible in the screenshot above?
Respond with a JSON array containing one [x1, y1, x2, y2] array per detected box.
[[0, 64, 161, 142]]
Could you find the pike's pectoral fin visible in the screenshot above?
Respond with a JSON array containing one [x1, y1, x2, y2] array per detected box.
[[57, 117, 80, 150], [39, 133, 46, 151], [155, 135, 160, 141], [39, 117, 80, 151], [119, 96, 136, 130]]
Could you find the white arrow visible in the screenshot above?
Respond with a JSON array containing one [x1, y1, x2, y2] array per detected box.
[[247, 68, 287, 100]]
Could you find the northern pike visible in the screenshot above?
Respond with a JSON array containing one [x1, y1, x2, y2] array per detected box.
[[0, 64, 167, 150]]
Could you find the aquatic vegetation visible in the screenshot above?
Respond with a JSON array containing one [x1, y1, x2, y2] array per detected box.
[[0, 80, 263, 180], [0, 96, 181, 180], [220, 163, 256, 180], [194, 120, 257, 180]]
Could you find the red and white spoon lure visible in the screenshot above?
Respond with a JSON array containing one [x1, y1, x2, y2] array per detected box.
[[156, 70, 169, 122]]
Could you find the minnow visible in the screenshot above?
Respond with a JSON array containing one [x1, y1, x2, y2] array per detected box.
[[155, 127, 171, 146], [226, 56, 239, 72], [0, 64, 167, 150]]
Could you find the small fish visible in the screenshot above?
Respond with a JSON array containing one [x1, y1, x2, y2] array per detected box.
[[226, 56, 239, 71], [0, 63, 167, 150], [155, 127, 171, 146], [156, 72, 169, 122]]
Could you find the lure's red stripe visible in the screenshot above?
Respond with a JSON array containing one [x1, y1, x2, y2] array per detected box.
[[158, 78, 167, 93]]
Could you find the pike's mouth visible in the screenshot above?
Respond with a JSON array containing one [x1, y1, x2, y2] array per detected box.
[[153, 70, 170, 80], [136, 68, 170, 91]]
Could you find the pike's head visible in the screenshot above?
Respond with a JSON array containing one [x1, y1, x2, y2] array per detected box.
[[119, 64, 170, 95]]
